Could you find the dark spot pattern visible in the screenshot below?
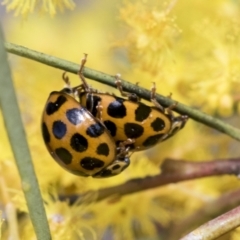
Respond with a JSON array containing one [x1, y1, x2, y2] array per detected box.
[[80, 157, 105, 170], [96, 143, 110, 156], [135, 103, 151, 122], [86, 95, 102, 117], [103, 120, 117, 137], [42, 122, 50, 143], [46, 95, 67, 115], [151, 117, 166, 132], [95, 169, 112, 177], [52, 121, 67, 139], [86, 123, 105, 137], [55, 148, 72, 164], [62, 88, 72, 94], [124, 123, 144, 138], [66, 108, 84, 125], [112, 164, 121, 170], [143, 134, 164, 147], [70, 133, 88, 152], [107, 97, 126, 118]]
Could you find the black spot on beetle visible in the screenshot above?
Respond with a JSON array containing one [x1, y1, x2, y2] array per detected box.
[[151, 117, 166, 132], [52, 121, 67, 139], [46, 95, 67, 115], [70, 133, 88, 152], [107, 97, 126, 118], [62, 88, 72, 94], [66, 108, 84, 125], [142, 134, 165, 147], [135, 103, 151, 122], [80, 157, 105, 170], [112, 164, 121, 170], [55, 147, 72, 165], [95, 169, 112, 177], [96, 143, 110, 156], [103, 120, 117, 137], [42, 122, 50, 143], [124, 123, 144, 138], [86, 123, 105, 137]]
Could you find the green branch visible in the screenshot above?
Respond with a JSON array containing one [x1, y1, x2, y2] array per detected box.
[[5, 42, 240, 142], [0, 36, 51, 237]]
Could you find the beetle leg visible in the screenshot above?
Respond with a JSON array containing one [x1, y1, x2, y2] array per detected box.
[[61, 72, 77, 97], [151, 83, 179, 117], [163, 92, 177, 117], [151, 85, 189, 142], [61, 72, 84, 98], [115, 74, 140, 102], [62, 72, 71, 87], [150, 82, 165, 112], [165, 102, 178, 118], [158, 93, 189, 141], [78, 53, 90, 91], [118, 139, 135, 155], [96, 101, 103, 121]]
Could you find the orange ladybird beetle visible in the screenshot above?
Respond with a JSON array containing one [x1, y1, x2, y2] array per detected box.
[[77, 54, 188, 151], [41, 81, 130, 178]]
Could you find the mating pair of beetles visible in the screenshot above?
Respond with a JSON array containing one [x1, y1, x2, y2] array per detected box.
[[41, 54, 188, 178]]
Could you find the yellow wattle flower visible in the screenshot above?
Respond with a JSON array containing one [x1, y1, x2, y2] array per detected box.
[[2, 0, 75, 17]]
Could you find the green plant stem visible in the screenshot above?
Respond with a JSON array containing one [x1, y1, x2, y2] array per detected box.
[[5, 42, 240, 142], [0, 30, 51, 238]]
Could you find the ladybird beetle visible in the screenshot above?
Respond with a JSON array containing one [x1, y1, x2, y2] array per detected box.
[[41, 84, 130, 178], [77, 54, 188, 151]]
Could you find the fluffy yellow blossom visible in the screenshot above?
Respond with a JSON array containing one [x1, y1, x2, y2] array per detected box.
[[1, 184, 97, 239], [115, 0, 240, 116], [43, 190, 97, 240], [2, 0, 75, 17], [179, 17, 240, 116], [114, 0, 180, 76]]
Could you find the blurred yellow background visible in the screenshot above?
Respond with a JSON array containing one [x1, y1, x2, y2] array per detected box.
[[1, 0, 240, 239]]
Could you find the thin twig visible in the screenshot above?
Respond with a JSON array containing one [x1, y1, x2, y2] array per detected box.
[[5, 42, 240, 142], [0, 31, 51, 238], [59, 158, 240, 204], [180, 205, 240, 240], [170, 188, 240, 239]]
